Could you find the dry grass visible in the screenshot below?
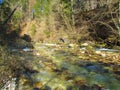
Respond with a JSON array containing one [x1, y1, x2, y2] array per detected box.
[[19, 1, 119, 47]]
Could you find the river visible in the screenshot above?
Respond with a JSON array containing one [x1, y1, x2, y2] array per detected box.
[[1, 43, 120, 90]]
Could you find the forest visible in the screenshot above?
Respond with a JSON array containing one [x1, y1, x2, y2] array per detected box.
[[0, 0, 120, 90]]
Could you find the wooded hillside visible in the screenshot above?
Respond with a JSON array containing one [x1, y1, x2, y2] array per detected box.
[[0, 0, 119, 48]]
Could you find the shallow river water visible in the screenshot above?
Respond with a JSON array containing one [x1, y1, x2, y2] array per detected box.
[[2, 43, 120, 90]]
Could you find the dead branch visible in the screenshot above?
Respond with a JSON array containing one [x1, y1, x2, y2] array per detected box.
[[3, 5, 19, 25]]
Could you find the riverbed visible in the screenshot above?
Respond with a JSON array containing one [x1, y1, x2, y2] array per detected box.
[[2, 43, 120, 90]]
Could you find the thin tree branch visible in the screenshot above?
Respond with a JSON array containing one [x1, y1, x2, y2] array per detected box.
[[3, 5, 19, 25]]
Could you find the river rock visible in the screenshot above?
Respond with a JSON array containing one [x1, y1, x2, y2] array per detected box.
[[85, 64, 103, 72], [9, 38, 33, 49], [33, 87, 40, 90]]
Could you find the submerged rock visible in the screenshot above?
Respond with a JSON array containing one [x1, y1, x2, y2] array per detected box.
[[44, 86, 51, 90], [89, 73, 109, 86], [91, 84, 104, 90], [66, 86, 73, 90], [33, 87, 40, 90], [79, 84, 90, 90], [85, 63, 103, 72], [33, 82, 42, 89]]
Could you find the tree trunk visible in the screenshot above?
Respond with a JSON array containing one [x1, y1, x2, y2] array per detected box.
[[71, 0, 75, 29]]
